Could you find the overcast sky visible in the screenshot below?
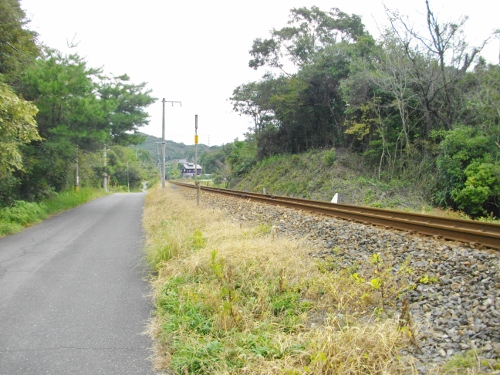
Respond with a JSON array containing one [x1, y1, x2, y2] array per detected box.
[[21, 0, 499, 146]]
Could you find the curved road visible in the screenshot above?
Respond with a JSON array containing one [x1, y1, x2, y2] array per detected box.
[[0, 193, 156, 374]]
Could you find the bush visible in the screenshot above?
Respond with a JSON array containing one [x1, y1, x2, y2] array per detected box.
[[451, 161, 500, 217], [434, 126, 499, 217], [323, 148, 337, 166]]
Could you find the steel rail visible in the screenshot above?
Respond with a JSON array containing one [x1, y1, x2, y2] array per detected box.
[[170, 181, 500, 250]]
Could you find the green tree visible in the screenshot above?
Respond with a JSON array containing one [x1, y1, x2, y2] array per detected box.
[[0, 81, 41, 204], [341, 34, 431, 180], [17, 50, 105, 198], [225, 138, 257, 176], [105, 146, 145, 190], [20, 49, 106, 148], [0, 81, 40, 174], [200, 148, 226, 174], [17, 49, 156, 199], [98, 74, 156, 146], [231, 76, 277, 134], [0, 0, 40, 87], [239, 6, 372, 159], [295, 42, 355, 147], [465, 62, 500, 141], [249, 6, 367, 73], [0, 0, 41, 205]]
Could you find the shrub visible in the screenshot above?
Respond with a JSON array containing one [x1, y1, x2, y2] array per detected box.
[[323, 148, 337, 166], [451, 161, 500, 217]]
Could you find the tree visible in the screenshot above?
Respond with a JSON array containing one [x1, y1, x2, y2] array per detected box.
[[0, 82, 40, 174], [16, 50, 104, 198], [230, 76, 277, 134], [98, 74, 156, 146], [21, 50, 156, 150], [342, 33, 427, 179], [105, 146, 146, 190], [249, 6, 367, 73], [225, 139, 257, 176], [0, 0, 40, 87], [20, 49, 106, 148], [386, 0, 497, 131], [0, 0, 41, 205], [449, 63, 500, 217], [295, 43, 355, 147], [16, 48, 156, 199], [367, 35, 418, 149], [240, 6, 373, 158], [465, 62, 500, 139], [200, 148, 226, 174]]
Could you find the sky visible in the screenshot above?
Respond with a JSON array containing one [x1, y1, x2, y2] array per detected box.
[[21, 0, 499, 146]]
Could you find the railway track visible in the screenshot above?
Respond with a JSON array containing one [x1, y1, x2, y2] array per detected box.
[[170, 181, 500, 251]]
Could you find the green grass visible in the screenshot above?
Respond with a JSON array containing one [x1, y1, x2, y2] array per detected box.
[[0, 187, 107, 237], [438, 350, 500, 374]]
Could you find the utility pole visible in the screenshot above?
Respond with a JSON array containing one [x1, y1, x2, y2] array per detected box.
[[103, 144, 108, 192], [161, 98, 182, 188], [74, 145, 79, 192], [194, 114, 200, 205]]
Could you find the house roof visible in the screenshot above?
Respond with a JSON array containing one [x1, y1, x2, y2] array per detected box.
[[182, 162, 202, 169]]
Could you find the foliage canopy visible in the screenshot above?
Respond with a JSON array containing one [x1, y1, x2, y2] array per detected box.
[[228, 3, 500, 218]]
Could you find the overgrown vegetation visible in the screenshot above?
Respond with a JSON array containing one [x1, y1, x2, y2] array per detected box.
[[0, 187, 106, 236], [144, 185, 496, 374], [233, 148, 436, 213], [225, 2, 500, 219]]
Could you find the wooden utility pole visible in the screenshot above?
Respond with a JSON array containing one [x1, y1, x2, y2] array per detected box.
[[74, 145, 79, 192], [103, 144, 108, 192]]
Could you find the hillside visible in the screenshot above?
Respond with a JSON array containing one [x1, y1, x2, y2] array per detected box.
[[134, 133, 220, 164], [233, 148, 437, 214]]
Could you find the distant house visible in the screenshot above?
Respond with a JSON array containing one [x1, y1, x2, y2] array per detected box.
[[180, 162, 202, 178]]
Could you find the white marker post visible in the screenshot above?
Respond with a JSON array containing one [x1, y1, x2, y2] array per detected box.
[[331, 193, 339, 203]]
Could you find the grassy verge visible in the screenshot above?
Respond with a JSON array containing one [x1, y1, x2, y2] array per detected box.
[[0, 188, 107, 237], [144, 185, 429, 374]]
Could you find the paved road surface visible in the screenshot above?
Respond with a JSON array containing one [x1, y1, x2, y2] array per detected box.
[[0, 193, 156, 374]]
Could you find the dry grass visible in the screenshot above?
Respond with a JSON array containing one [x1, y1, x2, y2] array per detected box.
[[143, 184, 421, 374]]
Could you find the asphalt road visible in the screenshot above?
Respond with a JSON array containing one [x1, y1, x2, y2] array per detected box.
[[0, 193, 157, 374]]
